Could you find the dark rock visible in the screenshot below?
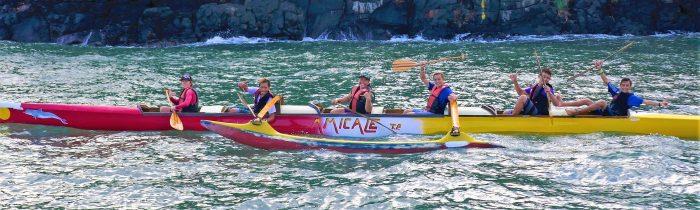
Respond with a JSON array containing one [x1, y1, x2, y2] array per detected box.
[[11, 17, 48, 42]]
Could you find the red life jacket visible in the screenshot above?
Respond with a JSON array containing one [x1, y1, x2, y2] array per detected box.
[[349, 86, 370, 114], [425, 84, 449, 110]]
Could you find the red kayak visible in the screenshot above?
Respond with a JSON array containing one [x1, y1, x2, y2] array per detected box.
[[0, 102, 320, 133]]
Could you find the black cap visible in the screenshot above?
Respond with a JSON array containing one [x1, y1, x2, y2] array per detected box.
[[358, 75, 371, 81], [180, 73, 192, 81]]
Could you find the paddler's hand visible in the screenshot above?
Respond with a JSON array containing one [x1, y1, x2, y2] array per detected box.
[[363, 92, 372, 99], [593, 60, 604, 73], [237, 82, 248, 91], [448, 94, 457, 101], [166, 89, 176, 98], [509, 73, 518, 82], [170, 106, 177, 112], [660, 100, 670, 107], [331, 98, 339, 105]]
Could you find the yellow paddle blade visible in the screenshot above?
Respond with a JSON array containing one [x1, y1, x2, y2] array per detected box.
[[170, 112, 184, 130], [449, 100, 459, 128], [257, 95, 282, 119], [392, 59, 418, 72], [0, 108, 10, 120]]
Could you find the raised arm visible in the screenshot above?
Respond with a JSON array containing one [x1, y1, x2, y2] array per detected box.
[[509, 74, 525, 95], [420, 64, 429, 86], [594, 60, 610, 86]]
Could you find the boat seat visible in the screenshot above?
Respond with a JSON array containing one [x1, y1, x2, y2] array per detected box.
[[444, 107, 495, 116], [371, 106, 384, 114], [280, 105, 318, 114], [200, 105, 226, 113]]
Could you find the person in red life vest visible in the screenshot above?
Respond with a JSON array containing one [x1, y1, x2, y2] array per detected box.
[[226, 78, 276, 121], [564, 60, 669, 116], [160, 73, 199, 113], [330, 75, 374, 114], [505, 68, 567, 115]]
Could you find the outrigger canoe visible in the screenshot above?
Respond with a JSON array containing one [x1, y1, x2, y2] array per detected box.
[[0, 102, 318, 133], [200, 120, 502, 154], [1, 102, 698, 139]]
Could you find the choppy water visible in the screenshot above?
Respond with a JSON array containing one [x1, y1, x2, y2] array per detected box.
[[1, 34, 698, 208]]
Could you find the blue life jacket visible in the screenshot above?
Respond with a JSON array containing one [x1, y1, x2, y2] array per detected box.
[[528, 83, 552, 115]]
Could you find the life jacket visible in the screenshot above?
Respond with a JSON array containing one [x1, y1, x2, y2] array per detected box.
[[349, 86, 371, 114], [610, 92, 632, 116], [426, 84, 450, 114], [528, 83, 552, 115], [252, 89, 274, 116], [178, 88, 199, 112]]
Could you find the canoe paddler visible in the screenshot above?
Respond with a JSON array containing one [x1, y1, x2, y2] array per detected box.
[[330, 75, 374, 114], [403, 64, 459, 135], [565, 60, 669, 116], [505, 68, 564, 115], [226, 78, 277, 121], [160, 73, 199, 113]]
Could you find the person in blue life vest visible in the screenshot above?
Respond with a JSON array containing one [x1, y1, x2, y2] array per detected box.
[[160, 73, 199, 113], [564, 60, 669, 116], [226, 78, 276, 121], [330, 75, 374, 114], [403, 64, 459, 134], [505, 68, 569, 115]]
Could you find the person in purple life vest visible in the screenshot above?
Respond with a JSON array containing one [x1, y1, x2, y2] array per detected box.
[[330, 75, 374, 114], [160, 73, 199, 113], [226, 78, 277, 121], [403, 64, 459, 133], [565, 60, 669, 116], [505, 68, 566, 115]]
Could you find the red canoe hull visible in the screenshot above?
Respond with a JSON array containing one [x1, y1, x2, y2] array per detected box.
[[0, 102, 320, 134]]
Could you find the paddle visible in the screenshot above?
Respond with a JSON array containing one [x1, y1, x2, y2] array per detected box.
[[392, 53, 467, 72], [165, 89, 184, 130], [236, 92, 258, 119], [567, 42, 636, 81], [336, 104, 397, 135], [257, 95, 281, 119], [449, 100, 460, 136]]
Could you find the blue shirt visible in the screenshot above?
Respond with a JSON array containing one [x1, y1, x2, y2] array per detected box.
[[607, 82, 644, 107], [427, 82, 453, 114]]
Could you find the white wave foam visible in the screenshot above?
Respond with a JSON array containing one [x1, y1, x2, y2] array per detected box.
[[186, 31, 698, 46], [190, 36, 272, 46]]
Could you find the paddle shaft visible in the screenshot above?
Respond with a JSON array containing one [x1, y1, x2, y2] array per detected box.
[[568, 42, 636, 81], [392, 54, 466, 71], [236, 92, 258, 119], [337, 104, 397, 134]]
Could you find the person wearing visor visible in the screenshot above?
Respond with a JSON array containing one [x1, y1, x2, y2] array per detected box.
[[330, 75, 374, 114], [161, 73, 199, 113], [227, 78, 277, 121]]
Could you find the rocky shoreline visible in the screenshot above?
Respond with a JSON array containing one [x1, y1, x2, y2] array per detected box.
[[0, 0, 696, 46]]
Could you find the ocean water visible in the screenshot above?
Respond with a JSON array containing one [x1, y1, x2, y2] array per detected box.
[[0, 33, 698, 208]]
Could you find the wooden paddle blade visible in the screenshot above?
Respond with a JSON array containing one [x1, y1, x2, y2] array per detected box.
[[449, 100, 460, 128], [170, 112, 184, 130], [392, 59, 418, 72], [257, 95, 282, 119]]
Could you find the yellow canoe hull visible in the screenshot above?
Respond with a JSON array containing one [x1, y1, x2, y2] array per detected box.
[[418, 113, 699, 140]]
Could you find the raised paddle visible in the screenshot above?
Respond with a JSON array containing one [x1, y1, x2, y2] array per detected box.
[[567, 42, 636, 81], [165, 89, 184, 131], [392, 53, 467, 72], [336, 104, 397, 135]]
